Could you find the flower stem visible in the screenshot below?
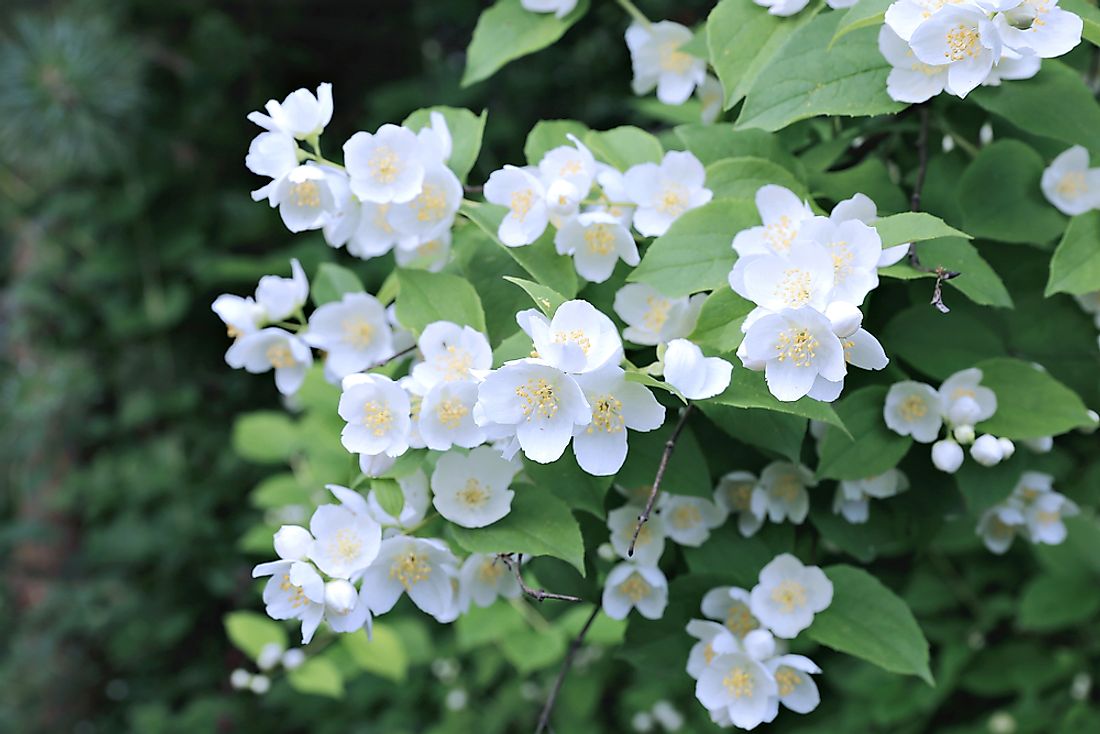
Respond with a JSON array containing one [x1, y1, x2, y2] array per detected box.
[[615, 0, 651, 28]]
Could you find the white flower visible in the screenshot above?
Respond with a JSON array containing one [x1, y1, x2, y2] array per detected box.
[[732, 185, 814, 260], [695, 648, 778, 729], [749, 553, 833, 638], [364, 471, 431, 530], [554, 212, 640, 284], [475, 359, 592, 463], [625, 21, 707, 105], [603, 562, 669, 620], [999, 437, 1016, 459], [806, 323, 891, 404], [212, 294, 265, 339], [751, 462, 815, 525], [519, 300, 624, 374], [663, 338, 733, 400], [766, 654, 822, 715], [740, 308, 846, 402], [1041, 146, 1100, 216], [983, 46, 1042, 86], [252, 558, 324, 644], [281, 648, 306, 670], [830, 192, 909, 267], [258, 164, 337, 233], [885, 0, 955, 42], [458, 553, 521, 610], [591, 165, 636, 227], [359, 452, 397, 478], [939, 368, 997, 425], [571, 365, 665, 476], [623, 151, 713, 237], [686, 619, 738, 679], [613, 284, 705, 346], [358, 535, 459, 621], [520, 0, 578, 18], [732, 239, 836, 312], [661, 495, 727, 547], [246, 131, 298, 192], [411, 321, 493, 387], [608, 504, 666, 567], [344, 124, 426, 204], [754, 0, 812, 17], [225, 328, 313, 395], [827, 0, 860, 6], [255, 258, 309, 322], [1023, 435, 1054, 453], [483, 165, 549, 246], [970, 433, 1005, 466], [307, 503, 382, 579], [303, 292, 394, 379], [394, 231, 452, 272], [701, 585, 761, 638], [994, 0, 1082, 59], [714, 471, 766, 538], [834, 469, 909, 523], [977, 504, 1025, 554], [539, 134, 597, 200], [420, 380, 485, 451], [415, 111, 453, 165], [248, 82, 333, 139], [322, 578, 372, 635], [798, 217, 883, 306], [387, 162, 463, 242], [697, 74, 724, 125], [1025, 491, 1078, 545], [932, 439, 966, 473], [909, 5, 1002, 98], [879, 25, 949, 104], [338, 373, 412, 457], [884, 381, 944, 442], [430, 446, 517, 528], [273, 525, 313, 561]]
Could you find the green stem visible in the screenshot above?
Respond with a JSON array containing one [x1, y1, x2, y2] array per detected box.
[[615, 0, 651, 28], [299, 149, 344, 170]]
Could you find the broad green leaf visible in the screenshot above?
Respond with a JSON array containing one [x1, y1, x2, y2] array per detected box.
[[456, 600, 526, 650], [674, 124, 803, 174], [701, 402, 807, 463], [873, 212, 970, 249], [224, 611, 287, 661], [954, 454, 1027, 515], [525, 119, 590, 165], [287, 657, 345, 698], [395, 268, 487, 334], [503, 276, 568, 316], [450, 487, 586, 573], [558, 605, 626, 645], [688, 286, 754, 354], [974, 357, 1093, 439], [1018, 572, 1100, 632], [972, 61, 1100, 160], [1046, 211, 1100, 296], [618, 423, 712, 499], [816, 386, 913, 481], [459, 200, 579, 297], [402, 106, 487, 183], [832, 0, 892, 44], [710, 368, 847, 431], [342, 624, 409, 681], [452, 225, 535, 346], [583, 126, 663, 170], [956, 140, 1065, 244], [493, 329, 534, 366], [881, 238, 1013, 309], [500, 625, 568, 673], [1062, 0, 1100, 45], [311, 262, 364, 307], [811, 156, 908, 212], [706, 157, 807, 200], [629, 198, 757, 297], [523, 453, 610, 519], [707, 0, 823, 109], [250, 473, 310, 509], [807, 565, 934, 685], [232, 411, 298, 463], [882, 304, 1008, 380], [370, 478, 404, 519], [737, 12, 904, 132], [462, 0, 589, 87]]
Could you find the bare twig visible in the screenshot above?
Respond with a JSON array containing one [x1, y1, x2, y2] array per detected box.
[[535, 603, 601, 734], [368, 344, 417, 371], [628, 404, 694, 556], [463, 183, 483, 195], [907, 104, 959, 314], [499, 554, 582, 603]]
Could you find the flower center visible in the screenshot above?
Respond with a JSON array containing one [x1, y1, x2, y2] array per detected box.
[[390, 551, 431, 590], [435, 397, 468, 429], [1056, 171, 1086, 198], [458, 478, 489, 507], [1036, 510, 1060, 525], [775, 268, 813, 308], [280, 574, 312, 609], [671, 503, 702, 529], [772, 475, 802, 503], [657, 186, 686, 215], [722, 667, 754, 699], [776, 667, 802, 697], [829, 240, 854, 280], [342, 318, 375, 348], [515, 377, 559, 420], [775, 328, 819, 367], [363, 400, 394, 436], [510, 188, 534, 220], [643, 296, 671, 332], [414, 183, 448, 222], [584, 224, 616, 255], [771, 579, 807, 613], [725, 601, 759, 637], [617, 573, 651, 602], [290, 180, 321, 207], [943, 23, 981, 62], [658, 41, 693, 74], [553, 329, 591, 354], [764, 215, 797, 252], [588, 394, 624, 434], [900, 395, 928, 421], [369, 146, 401, 184], [332, 528, 363, 562], [266, 343, 296, 369], [478, 558, 505, 584]]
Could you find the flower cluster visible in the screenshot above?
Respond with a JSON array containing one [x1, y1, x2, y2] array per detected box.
[[978, 471, 1079, 554], [230, 641, 306, 695], [687, 555, 833, 730], [880, 0, 1082, 102], [832, 469, 910, 524], [1041, 145, 1100, 216], [756, 0, 860, 18], [730, 185, 897, 402], [715, 462, 817, 537], [622, 19, 726, 124]]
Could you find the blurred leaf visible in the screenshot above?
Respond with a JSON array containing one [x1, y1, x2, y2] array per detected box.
[[816, 386, 912, 481], [232, 411, 298, 463], [1018, 572, 1100, 632], [342, 624, 409, 681], [1046, 211, 1100, 296], [224, 611, 287, 661], [395, 268, 486, 334], [402, 106, 487, 183], [286, 656, 345, 698], [462, 0, 590, 87], [311, 262, 365, 307]]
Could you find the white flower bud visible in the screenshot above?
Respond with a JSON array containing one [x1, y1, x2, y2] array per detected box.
[[249, 674, 271, 695], [824, 301, 863, 338], [631, 711, 655, 733], [947, 395, 982, 426], [444, 688, 468, 711], [273, 525, 313, 561], [979, 122, 994, 146], [1022, 436, 1053, 453], [942, 135, 956, 153], [953, 424, 976, 445], [256, 642, 284, 671], [970, 434, 1004, 467], [281, 648, 306, 670], [597, 542, 618, 562], [932, 440, 965, 473], [1081, 410, 1099, 434], [989, 711, 1016, 734], [545, 179, 581, 219], [229, 669, 252, 690], [323, 579, 359, 615], [997, 437, 1015, 459]]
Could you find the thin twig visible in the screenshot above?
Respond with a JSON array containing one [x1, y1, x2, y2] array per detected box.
[[499, 554, 582, 603], [368, 344, 417, 371], [535, 604, 601, 734], [463, 183, 483, 195], [628, 403, 694, 556], [906, 105, 959, 314]]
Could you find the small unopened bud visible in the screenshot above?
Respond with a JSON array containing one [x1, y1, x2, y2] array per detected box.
[[932, 440, 965, 474], [257, 642, 284, 671], [979, 122, 994, 146], [444, 688, 468, 711], [947, 396, 982, 427], [997, 438, 1015, 459], [954, 424, 976, 444], [249, 675, 271, 695], [273, 525, 313, 561], [1071, 672, 1092, 701], [1080, 410, 1099, 434], [545, 179, 580, 218], [230, 669, 252, 690], [597, 542, 617, 562], [281, 648, 306, 670], [1022, 436, 1053, 453], [324, 579, 358, 615], [825, 301, 862, 338], [971, 434, 1004, 467], [631, 711, 655, 733], [942, 135, 956, 153], [989, 711, 1017, 734]]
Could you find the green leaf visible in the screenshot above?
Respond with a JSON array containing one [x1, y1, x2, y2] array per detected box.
[[956, 140, 1065, 245], [881, 238, 1014, 309], [493, 329, 535, 366], [250, 473, 310, 509], [224, 611, 287, 661], [816, 386, 913, 481], [503, 276, 568, 316], [707, 0, 823, 109], [832, 0, 892, 44], [873, 212, 970, 249], [450, 487, 586, 574], [1018, 572, 1100, 632], [523, 453, 611, 519], [232, 411, 298, 463], [1061, 0, 1100, 46], [462, 0, 589, 87], [583, 126, 663, 170], [954, 453, 1025, 514], [395, 268, 486, 334], [700, 402, 807, 463], [1046, 211, 1100, 296], [807, 565, 934, 685], [706, 157, 807, 200], [737, 12, 904, 132], [972, 61, 1100, 160], [710, 369, 846, 431], [342, 624, 409, 682], [811, 156, 908, 212], [974, 357, 1093, 439], [402, 106, 487, 183], [618, 423, 713, 499], [459, 200, 579, 297], [674, 124, 803, 173], [524, 119, 591, 165], [311, 262, 365, 307], [286, 656, 345, 698], [687, 286, 754, 354], [500, 625, 567, 673], [882, 304, 1008, 380], [370, 478, 404, 519], [629, 198, 758, 297]]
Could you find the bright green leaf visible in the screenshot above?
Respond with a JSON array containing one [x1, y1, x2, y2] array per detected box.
[[395, 268, 487, 334], [224, 611, 287, 661], [1046, 211, 1100, 296], [706, 157, 807, 200], [688, 286, 754, 354], [232, 411, 298, 463], [370, 478, 404, 519], [462, 0, 589, 87], [503, 276, 568, 316], [342, 624, 409, 682], [287, 656, 345, 698], [583, 126, 663, 170], [311, 262, 364, 307], [873, 212, 971, 249], [710, 369, 846, 431], [974, 357, 1094, 439], [832, 0, 892, 44], [402, 106, 487, 183], [881, 238, 1014, 309]]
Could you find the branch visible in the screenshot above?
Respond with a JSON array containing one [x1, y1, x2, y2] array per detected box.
[[368, 344, 417, 371], [535, 603, 601, 734], [462, 183, 483, 195], [498, 554, 582, 603], [906, 104, 959, 314], [628, 403, 694, 556]]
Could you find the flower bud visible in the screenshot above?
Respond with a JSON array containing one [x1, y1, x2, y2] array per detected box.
[[953, 424, 976, 445], [273, 525, 313, 561], [979, 122, 994, 146], [545, 178, 580, 218], [360, 452, 397, 477], [1081, 410, 1099, 434], [997, 437, 1015, 459], [230, 669, 252, 690], [324, 579, 359, 615], [1022, 436, 1053, 453], [970, 434, 1004, 467], [932, 440, 965, 473], [249, 674, 271, 695], [282, 648, 306, 670], [825, 301, 862, 338], [257, 642, 284, 671], [947, 396, 982, 426]]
